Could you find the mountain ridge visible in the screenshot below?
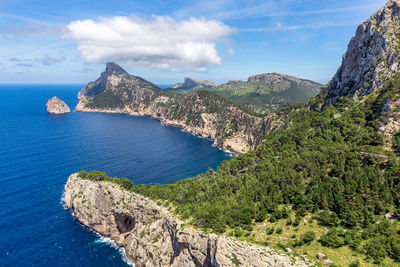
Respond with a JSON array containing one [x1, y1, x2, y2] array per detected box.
[[169, 72, 322, 113]]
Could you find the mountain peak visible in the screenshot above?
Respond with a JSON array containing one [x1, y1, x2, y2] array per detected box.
[[105, 62, 128, 76], [167, 77, 217, 90], [324, 0, 400, 104]]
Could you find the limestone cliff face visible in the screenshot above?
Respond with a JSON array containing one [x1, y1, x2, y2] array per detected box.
[[46, 96, 70, 114], [325, 0, 400, 104], [77, 63, 278, 154], [64, 173, 308, 267]]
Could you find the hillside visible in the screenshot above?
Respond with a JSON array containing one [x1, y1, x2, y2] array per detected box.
[[73, 1, 400, 266], [76, 64, 279, 153], [169, 73, 322, 114]]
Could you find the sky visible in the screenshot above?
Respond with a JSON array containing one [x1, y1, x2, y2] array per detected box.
[[0, 0, 388, 84]]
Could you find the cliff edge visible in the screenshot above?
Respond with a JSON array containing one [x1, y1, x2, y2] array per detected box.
[[64, 173, 308, 267], [324, 0, 400, 104]]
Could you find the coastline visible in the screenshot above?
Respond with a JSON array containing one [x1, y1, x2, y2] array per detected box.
[[75, 105, 241, 155]]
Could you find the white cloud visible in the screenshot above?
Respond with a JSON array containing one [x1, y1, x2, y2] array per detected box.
[[64, 16, 235, 71]]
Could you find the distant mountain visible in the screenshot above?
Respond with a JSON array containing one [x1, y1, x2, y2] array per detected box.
[[166, 77, 217, 90], [171, 73, 322, 113]]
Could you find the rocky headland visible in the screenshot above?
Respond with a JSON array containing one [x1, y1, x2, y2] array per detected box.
[[76, 63, 283, 154], [64, 173, 309, 267], [46, 96, 70, 114]]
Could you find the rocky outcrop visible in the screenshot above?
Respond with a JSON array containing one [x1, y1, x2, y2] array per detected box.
[[324, 0, 400, 104], [167, 77, 217, 90], [46, 96, 70, 114], [76, 63, 279, 154], [64, 173, 309, 267]]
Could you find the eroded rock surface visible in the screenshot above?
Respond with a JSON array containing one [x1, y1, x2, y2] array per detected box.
[[46, 96, 70, 114], [325, 0, 400, 104], [64, 173, 309, 267]]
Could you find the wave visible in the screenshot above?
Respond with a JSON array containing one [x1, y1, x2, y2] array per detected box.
[[94, 235, 134, 266], [62, 189, 134, 266]]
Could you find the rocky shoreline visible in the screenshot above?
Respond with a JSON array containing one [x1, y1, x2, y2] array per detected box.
[[75, 104, 245, 155], [64, 173, 310, 267]]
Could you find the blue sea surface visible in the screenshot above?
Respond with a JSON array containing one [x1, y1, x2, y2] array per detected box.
[[0, 84, 231, 266]]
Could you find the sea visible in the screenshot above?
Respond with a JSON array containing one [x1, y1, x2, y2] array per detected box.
[[0, 84, 231, 266]]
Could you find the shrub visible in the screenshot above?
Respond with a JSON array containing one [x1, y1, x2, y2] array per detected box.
[[301, 231, 316, 244], [234, 228, 243, 237], [266, 227, 274, 235], [319, 228, 345, 248]]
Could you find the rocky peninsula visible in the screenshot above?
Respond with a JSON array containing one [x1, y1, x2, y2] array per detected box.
[[75, 63, 281, 154], [46, 96, 70, 114], [64, 173, 309, 267]]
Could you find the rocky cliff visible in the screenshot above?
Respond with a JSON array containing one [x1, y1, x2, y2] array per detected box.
[[77, 63, 279, 153], [324, 0, 400, 104], [46, 96, 70, 114], [64, 173, 308, 267], [167, 77, 217, 90]]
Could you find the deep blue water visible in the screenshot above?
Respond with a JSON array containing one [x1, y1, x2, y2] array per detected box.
[[0, 85, 230, 266]]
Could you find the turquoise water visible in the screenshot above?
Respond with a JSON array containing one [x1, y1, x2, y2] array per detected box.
[[0, 84, 230, 266]]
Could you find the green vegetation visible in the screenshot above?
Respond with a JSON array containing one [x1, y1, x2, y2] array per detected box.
[[171, 76, 321, 113], [86, 91, 124, 109], [78, 75, 400, 265], [78, 170, 133, 190]]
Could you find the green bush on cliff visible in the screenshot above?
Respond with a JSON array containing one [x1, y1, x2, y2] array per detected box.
[[78, 170, 133, 190]]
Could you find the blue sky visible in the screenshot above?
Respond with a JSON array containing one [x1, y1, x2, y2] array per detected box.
[[0, 0, 388, 84]]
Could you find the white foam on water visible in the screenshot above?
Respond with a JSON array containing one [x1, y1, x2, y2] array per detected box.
[[93, 232, 135, 266], [59, 190, 68, 210]]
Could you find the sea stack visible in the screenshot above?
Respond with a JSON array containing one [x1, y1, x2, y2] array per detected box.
[[46, 96, 70, 114]]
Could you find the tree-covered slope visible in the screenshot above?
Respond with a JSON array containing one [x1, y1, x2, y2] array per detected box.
[[80, 75, 400, 265]]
